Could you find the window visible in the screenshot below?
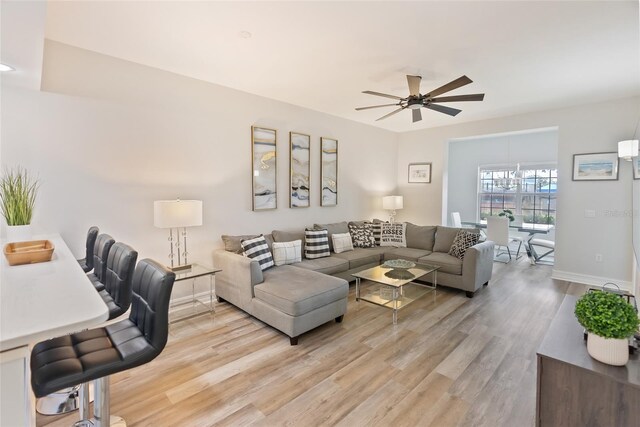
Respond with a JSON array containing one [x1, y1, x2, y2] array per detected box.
[[478, 165, 557, 225]]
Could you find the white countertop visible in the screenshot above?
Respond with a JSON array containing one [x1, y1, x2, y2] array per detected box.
[[0, 234, 109, 351]]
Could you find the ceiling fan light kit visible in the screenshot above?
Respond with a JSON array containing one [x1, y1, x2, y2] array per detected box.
[[356, 74, 485, 123]]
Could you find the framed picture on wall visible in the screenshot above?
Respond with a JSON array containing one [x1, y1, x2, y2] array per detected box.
[[408, 162, 432, 183], [572, 152, 619, 181], [290, 132, 310, 208], [634, 157, 640, 180], [320, 137, 338, 206], [251, 126, 277, 210]]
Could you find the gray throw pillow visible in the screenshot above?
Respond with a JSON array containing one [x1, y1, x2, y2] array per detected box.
[[222, 234, 258, 254]]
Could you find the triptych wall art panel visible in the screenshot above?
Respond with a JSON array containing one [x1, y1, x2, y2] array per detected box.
[[251, 126, 338, 210], [321, 137, 338, 206], [251, 126, 277, 211], [290, 132, 311, 208]]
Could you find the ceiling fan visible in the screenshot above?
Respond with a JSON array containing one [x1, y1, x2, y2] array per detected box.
[[356, 75, 485, 123]]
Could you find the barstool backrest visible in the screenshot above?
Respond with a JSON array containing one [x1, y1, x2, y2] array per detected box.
[[93, 234, 115, 282], [104, 242, 138, 317], [129, 259, 176, 352], [83, 226, 99, 271]]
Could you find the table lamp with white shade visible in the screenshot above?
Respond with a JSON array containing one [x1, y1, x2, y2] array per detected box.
[[382, 195, 403, 223], [154, 199, 203, 271]]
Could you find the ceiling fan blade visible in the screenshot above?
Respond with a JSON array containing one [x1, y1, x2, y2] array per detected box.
[[407, 75, 422, 96], [426, 75, 473, 98], [355, 103, 399, 111], [376, 107, 405, 121], [430, 93, 485, 103], [412, 109, 422, 123], [424, 103, 462, 117], [363, 90, 405, 101]]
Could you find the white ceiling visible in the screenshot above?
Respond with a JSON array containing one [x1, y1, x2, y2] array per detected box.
[[43, 1, 640, 133]]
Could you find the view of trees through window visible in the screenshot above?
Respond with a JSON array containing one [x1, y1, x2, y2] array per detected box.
[[478, 166, 557, 225]]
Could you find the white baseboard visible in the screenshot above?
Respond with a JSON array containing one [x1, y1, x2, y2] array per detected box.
[[551, 269, 633, 293]]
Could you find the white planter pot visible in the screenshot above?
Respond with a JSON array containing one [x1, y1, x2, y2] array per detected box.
[[587, 332, 629, 366], [6, 224, 32, 242]]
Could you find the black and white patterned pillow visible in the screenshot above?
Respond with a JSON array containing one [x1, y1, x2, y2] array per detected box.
[[304, 228, 330, 259], [348, 223, 375, 248], [380, 222, 407, 247], [241, 235, 275, 271], [370, 221, 385, 246], [449, 230, 480, 260]]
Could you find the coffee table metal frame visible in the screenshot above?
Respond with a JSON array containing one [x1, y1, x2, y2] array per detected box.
[[353, 262, 440, 325]]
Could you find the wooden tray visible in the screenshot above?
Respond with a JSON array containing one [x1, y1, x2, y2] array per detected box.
[[4, 240, 55, 266]]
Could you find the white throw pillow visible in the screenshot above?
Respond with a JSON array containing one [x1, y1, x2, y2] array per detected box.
[[380, 223, 407, 247], [332, 233, 354, 254], [271, 240, 302, 266]]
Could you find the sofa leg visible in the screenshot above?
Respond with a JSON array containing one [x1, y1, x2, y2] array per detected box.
[[465, 291, 475, 298], [335, 315, 344, 323], [216, 296, 226, 303], [289, 336, 299, 346], [483, 281, 489, 287]]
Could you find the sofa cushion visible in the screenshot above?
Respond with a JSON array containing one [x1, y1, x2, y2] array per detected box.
[[332, 248, 382, 270], [419, 252, 463, 275], [448, 230, 480, 260], [383, 247, 432, 262], [348, 222, 375, 248], [272, 240, 302, 266], [332, 233, 354, 254], [273, 229, 305, 246], [433, 226, 462, 253], [241, 235, 274, 271], [405, 223, 437, 251], [256, 266, 348, 316], [314, 221, 349, 252], [304, 229, 331, 259], [293, 256, 349, 275], [380, 222, 407, 247]]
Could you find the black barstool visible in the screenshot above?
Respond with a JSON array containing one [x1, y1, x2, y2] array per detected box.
[[77, 226, 99, 273], [99, 242, 138, 320], [88, 234, 115, 292], [31, 259, 176, 427]]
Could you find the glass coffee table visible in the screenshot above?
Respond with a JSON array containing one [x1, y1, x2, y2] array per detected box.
[[352, 261, 440, 325]]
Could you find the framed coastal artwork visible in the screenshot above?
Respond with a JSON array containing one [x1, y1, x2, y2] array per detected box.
[[251, 126, 277, 210], [408, 162, 432, 183], [572, 152, 619, 181], [290, 132, 310, 208], [320, 137, 338, 206], [634, 157, 640, 180]]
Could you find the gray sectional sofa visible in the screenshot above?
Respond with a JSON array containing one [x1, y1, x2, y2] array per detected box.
[[213, 221, 494, 345]]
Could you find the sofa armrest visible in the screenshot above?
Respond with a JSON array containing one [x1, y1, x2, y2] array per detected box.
[[213, 250, 263, 311], [462, 241, 495, 292]]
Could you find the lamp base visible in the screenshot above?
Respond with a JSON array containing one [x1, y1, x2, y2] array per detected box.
[[170, 264, 192, 272]]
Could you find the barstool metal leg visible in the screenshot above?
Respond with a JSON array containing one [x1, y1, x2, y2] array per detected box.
[[79, 383, 90, 421], [92, 377, 126, 427]]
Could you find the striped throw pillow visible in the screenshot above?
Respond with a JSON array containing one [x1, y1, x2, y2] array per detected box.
[[304, 228, 330, 259], [241, 235, 275, 271], [370, 221, 385, 246]]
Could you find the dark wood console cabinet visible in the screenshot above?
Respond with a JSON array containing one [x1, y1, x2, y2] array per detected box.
[[536, 295, 640, 426]]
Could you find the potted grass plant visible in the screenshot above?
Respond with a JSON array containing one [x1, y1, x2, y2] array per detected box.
[[498, 209, 515, 222], [0, 167, 39, 242], [575, 290, 639, 366]]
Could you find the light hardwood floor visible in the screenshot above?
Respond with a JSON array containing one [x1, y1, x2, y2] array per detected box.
[[38, 257, 582, 427]]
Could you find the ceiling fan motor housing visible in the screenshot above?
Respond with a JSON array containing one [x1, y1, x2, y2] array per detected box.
[[407, 96, 423, 109]]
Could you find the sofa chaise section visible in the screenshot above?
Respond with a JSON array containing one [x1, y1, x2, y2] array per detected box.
[[213, 250, 348, 345]]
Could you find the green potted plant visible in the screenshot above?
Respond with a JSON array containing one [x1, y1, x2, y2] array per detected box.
[[0, 167, 39, 242], [575, 290, 639, 366], [498, 209, 515, 222]]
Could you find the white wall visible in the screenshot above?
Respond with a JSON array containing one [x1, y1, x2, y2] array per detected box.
[[396, 96, 640, 290], [1, 40, 398, 271], [447, 128, 558, 224]]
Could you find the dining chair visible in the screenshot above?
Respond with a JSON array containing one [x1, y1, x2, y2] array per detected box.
[[486, 216, 517, 263], [530, 229, 555, 264], [508, 214, 527, 259], [451, 212, 462, 227]]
